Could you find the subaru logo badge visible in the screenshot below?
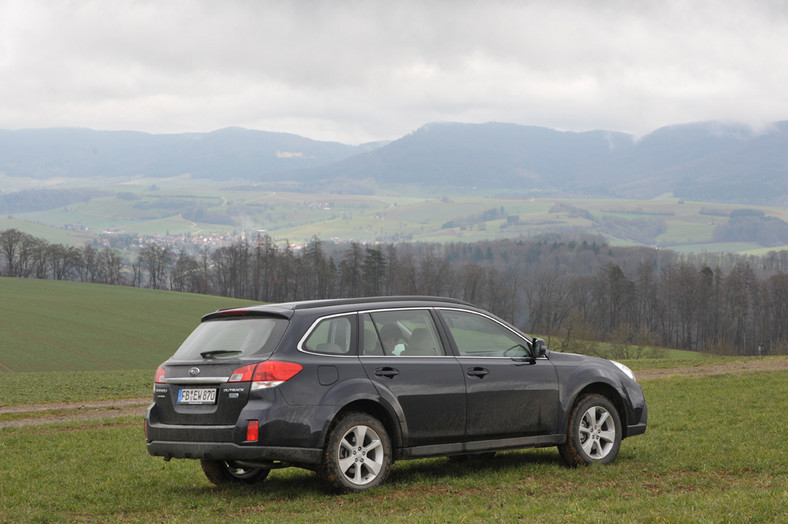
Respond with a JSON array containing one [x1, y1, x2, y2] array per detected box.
[[189, 367, 200, 377]]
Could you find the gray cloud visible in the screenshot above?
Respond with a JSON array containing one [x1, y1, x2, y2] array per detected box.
[[2, 0, 788, 143]]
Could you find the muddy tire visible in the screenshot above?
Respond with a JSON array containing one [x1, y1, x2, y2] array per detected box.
[[558, 394, 622, 466], [319, 412, 392, 493]]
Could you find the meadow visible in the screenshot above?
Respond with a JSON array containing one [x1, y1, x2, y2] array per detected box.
[[1, 279, 786, 522], [5, 180, 788, 253], [1, 366, 785, 522], [0, 277, 257, 374]]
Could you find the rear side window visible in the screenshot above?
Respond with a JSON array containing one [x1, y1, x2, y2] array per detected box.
[[302, 315, 354, 355], [362, 309, 445, 356], [171, 317, 288, 361]]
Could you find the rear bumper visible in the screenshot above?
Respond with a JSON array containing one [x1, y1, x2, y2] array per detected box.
[[145, 402, 326, 467], [146, 439, 322, 466]]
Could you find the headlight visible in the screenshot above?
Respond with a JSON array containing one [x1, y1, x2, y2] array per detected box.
[[611, 360, 636, 381]]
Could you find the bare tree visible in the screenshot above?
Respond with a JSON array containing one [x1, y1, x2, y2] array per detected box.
[[524, 269, 570, 335], [0, 228, 25, 276], [170, 250, 202, 293], [98, 248, 125, 285], [138, 244, 174, 289], [459, 263, 486, 305], [417, 254, 451, 296]]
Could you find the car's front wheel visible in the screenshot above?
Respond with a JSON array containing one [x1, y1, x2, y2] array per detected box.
[[319, 412, 392, 493], [200, 459, 270, 485], [558, 394, 622, 466]]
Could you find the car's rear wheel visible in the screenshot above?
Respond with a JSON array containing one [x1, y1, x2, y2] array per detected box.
[[200, 459, 270, 485], [558, 394, 622, 466], [319, 412, 392, 493]]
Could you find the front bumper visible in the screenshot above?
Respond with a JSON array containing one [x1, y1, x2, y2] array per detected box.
[[626, 402, 648, 437]]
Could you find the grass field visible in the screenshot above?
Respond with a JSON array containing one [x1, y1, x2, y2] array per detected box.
[[1, 280, 786, 521], [0, 367, 785, 522], [0, 277, 256, 373]]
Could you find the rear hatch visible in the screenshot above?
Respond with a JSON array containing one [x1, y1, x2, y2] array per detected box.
[[152, 314, 289, 426]]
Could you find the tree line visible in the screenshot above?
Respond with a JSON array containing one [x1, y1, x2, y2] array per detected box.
[[2, 227, 788, 357]]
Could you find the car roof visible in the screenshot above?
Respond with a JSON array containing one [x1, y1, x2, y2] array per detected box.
[[202, 296, 475, 321]]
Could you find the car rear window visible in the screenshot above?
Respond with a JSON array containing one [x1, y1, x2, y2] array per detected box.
[[170, 317, 288, 361]]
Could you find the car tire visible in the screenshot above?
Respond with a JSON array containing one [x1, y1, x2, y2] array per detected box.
[[319, 412, 392, 493], [200, 459, 270, 485], [558, 394, 622, 466]]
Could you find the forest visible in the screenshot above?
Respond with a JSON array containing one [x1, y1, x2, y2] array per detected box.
[[3, 227, 788, 357]]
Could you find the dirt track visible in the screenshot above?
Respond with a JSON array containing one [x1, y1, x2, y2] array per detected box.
[[0, 398, 150, 428], [2, 360, 786, 428], [633, 359, 788, 379]]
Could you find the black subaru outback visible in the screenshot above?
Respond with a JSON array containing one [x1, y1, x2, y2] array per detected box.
[[145, 296, 647, 492]]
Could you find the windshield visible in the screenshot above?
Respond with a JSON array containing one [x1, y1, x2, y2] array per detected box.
[[170, 317, 288, 361]]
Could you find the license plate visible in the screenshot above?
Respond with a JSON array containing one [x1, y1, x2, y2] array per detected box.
[[177, 388, 217, 404]]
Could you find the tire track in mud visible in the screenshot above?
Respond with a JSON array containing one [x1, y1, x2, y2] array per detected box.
[[633, 359, 788, 379], [0, 398, 150, 428]]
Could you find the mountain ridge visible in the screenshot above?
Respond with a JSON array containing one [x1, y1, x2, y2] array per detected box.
[[1, 121, 786, 205]]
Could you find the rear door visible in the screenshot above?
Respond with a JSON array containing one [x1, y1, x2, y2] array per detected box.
[[156, 360, 250, 425], [153, 315, 287, 426], [359, 308, 466, 446], [437, 308, 559, 439]]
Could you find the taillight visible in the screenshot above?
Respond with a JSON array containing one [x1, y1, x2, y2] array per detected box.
[[228, 363, 256, 382], [252, 361, 303, 389], [154, 365, 166, 384], [228, 361, 303, 389]]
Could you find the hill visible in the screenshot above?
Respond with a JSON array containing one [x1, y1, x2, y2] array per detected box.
[[0, 277, 257, 372], [2, 121, 787, 205], [0, 127, 380, 181], [296, 122, 633, 189], [299, 121, 788, 205]]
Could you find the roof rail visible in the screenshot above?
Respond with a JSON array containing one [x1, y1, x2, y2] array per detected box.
[[289, 295, 473, 310]]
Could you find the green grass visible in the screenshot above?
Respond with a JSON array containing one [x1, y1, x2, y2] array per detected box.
[[0, 217, 97, 246], [0, 278, 257, 373], [1, 369, 785, 522], [0, 369, 152, 407], [1, 280, 786, 521], [8, 181, 788, 252], [0, 278, 746, 403]]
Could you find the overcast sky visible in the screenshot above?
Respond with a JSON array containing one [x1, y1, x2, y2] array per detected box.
[[2, 0, 788, 144]]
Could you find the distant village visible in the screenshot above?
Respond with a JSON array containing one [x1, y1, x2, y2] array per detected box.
[[90, 227, 307, 256]]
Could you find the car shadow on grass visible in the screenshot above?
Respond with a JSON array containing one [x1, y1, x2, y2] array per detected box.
[[168, 449, 563, 499], [388, 449, 561, 485]]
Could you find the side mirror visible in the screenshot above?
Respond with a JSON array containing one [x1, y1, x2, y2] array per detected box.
[[532, 337, 548, 358]]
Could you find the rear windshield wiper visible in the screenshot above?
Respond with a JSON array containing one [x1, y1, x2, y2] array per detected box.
[[200, 350, 243, 359]]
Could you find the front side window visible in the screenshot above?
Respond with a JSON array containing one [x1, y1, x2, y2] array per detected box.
[[362, 309, 445, 356], [303, 315, 353, 355], [440, 309, 530, 357], [172, 317, 288, 361]]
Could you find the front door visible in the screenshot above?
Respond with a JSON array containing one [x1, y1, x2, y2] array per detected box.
[[438, 309, 559, 439]]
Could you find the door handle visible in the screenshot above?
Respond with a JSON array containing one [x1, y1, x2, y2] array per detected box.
[[466, 367, 489, 378], [375, 367, 399, 378]]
